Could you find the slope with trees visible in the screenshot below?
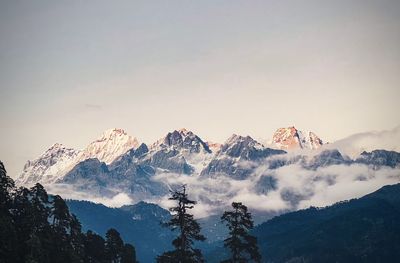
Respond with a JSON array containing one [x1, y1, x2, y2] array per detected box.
[[0, 161, 137, 263]]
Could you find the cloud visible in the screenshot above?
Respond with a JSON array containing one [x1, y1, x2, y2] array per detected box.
[[45, 183, 134, 207], [325, 126, 400, 157], [151, 158, 400, 218]]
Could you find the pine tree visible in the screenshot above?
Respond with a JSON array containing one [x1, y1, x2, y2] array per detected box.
[[26, 184, 52, 263], [0, 161, 14, 212], [105, 228, 124, 263], [157, 185, 206, 263], [50, 195, 74, 262], [121, 244, 137, 263], [84, 230, 107, 263], [0, 161, 139, 263], [69, 214, 85, 262], [221, 202, 261, 263], [13, 186, 35, 262], [0, 161, 17, 263]]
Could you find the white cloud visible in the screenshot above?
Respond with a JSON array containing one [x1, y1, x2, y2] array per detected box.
[[45, 183, 134, 207], [151, 160, 400, 218], [325, 126, 400, 157]]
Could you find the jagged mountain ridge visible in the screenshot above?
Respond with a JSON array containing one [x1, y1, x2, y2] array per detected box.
[[272, 126, 324, 150], [17, 143, 80, 185], [18, 127, 400, 189], [18, 128, 140, 185]]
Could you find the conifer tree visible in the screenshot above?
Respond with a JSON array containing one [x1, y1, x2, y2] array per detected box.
[[51, 195, 74, 262], [0, 161, 139, 263], [121, 244, 137, 263], [0, 161, 17, 262], [157, 185, 206, 263], [84, 230, 107, 263], [105, 228, 124, 263], [221, 202, 261, 263]]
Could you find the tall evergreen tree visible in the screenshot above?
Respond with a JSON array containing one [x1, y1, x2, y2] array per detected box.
[[26, 184, 52, 263], [105, 228, 124, 263], [50, 195, 77, 262], [0, 161, 17, 263], [84, 230, 107, 263], [121, 244, 137, 263], [157, 185, 206, 263], [0, 161, 14, 211], [221, 202, 261, 263]]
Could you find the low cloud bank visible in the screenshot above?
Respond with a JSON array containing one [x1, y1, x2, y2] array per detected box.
[[152, 161, 400, 218], [326, 126, 400, 157], [45, 183, 134, 207]]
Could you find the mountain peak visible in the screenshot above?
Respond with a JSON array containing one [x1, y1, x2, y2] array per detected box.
[[100, 128, 129, 139], [18, 143, 80, 185], [80, 128, 139, 164], [153, 128, 211, 154], [272, 126, 323, 150]]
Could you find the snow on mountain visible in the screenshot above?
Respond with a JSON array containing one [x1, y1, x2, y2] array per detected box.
[[79, 128, 139, 164], [17, 128, 139, 186], [206, 141, 222, 153], [272, 126, 324, 150], [17, 143, 81, 185], [150, 128, 211, 154], [146, 128, 213, 174], [201, 134, 286, 179]]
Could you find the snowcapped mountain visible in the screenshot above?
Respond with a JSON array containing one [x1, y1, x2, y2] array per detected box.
[[17, 126, 400, 218], [17, 128, 140, 186], [144, 128, 214, 174], [150, 128, 211, 154], [17, 143, 80, 185], [205, 141, 222, 153], [272, 126, 324, 150], [201, 134, 286, 179], [79, 128, 139, 164]]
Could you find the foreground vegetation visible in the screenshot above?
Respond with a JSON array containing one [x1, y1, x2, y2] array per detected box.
[[0, 161, 137, 263]]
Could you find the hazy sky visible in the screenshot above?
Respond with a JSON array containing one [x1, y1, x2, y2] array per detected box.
[[1, 0, 399, 178]]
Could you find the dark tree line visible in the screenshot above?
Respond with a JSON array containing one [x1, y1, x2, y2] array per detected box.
[[157, 185, 261, 263], [0, 161, 137, 263]]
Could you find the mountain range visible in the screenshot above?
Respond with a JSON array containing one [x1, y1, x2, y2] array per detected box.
[[16, 126, 326, 186], [16, 126, 400, 219]]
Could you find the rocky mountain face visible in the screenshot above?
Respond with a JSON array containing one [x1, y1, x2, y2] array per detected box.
[[146, 128, 213, 174], [272, 126, 324, 150], [356, 150, 400, 168], [78, 128, 139, 164], [18, 128, 140, 186], [201, 135, 286, 179], [17, 143, 80, 185]]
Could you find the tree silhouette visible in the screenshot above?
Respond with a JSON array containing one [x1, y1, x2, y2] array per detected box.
[[105, 228, 125, 263], [121, 244, 137, 263], [221, 202, 261, 263], [0, 161, 138, 263], [84, 230, 107, 263], [0, 161, 17, 262], [157, 185, 206, 263]]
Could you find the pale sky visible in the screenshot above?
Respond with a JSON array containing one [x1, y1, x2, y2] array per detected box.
[[1, 0, 399, 178]]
